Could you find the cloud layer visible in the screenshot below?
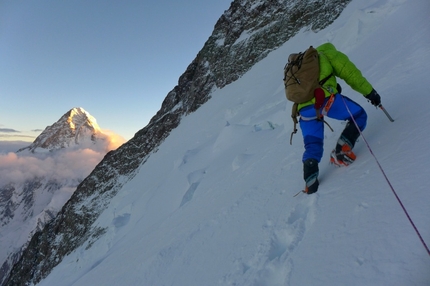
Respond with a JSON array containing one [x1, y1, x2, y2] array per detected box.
[[0, 128, 20, 133], [0, 131, 125, 188]]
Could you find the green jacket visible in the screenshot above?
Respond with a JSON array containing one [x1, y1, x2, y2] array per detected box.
[[297, 43, 373, 111]]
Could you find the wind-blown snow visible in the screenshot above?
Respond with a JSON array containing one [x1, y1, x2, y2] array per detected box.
[[37, 0, 430, 285]]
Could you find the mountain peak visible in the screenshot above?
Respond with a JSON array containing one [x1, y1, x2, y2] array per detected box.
[[66, 107, 101, 133], [18, 107, 102, 152]]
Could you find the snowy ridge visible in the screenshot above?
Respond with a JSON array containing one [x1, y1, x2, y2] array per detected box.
[[5, 0, 430, 285]]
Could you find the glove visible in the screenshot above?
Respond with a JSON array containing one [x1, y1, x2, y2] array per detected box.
[[366, 89, 381, 106]]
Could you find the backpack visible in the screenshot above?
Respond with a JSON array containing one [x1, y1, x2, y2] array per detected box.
[[283, 46, 320, 104], [283, 46, 333, 144]]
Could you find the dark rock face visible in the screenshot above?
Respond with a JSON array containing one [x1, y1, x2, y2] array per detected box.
[[3, 0, 351, 285]]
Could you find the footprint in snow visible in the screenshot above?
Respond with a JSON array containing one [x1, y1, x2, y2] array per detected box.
[[232, 153, 253, 171], [271, 195, 317, 258], [179, 169, 206, 207], [112, 213, 131, 229], [254, 195, 318, 285]]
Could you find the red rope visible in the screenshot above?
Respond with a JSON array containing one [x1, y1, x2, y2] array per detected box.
[[340, 95, 430, 256]]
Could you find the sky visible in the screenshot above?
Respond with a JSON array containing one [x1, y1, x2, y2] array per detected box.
[[0, 0, 232, 143], [28, 0, 429, 284]]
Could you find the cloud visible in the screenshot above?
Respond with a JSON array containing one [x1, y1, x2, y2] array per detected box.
[[0, 141, 30, 153], [0, 127, 35, 140], [100, 130, 126, 151], [0, 131, 126, 188], [0, 128, 20, 133], [0, 134, 34, 138], [0, 134, 36, 143]]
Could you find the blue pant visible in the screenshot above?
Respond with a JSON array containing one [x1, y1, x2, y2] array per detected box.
[[299, 94, 367, 162]]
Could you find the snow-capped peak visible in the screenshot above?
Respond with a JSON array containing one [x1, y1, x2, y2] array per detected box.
[[18, 107, 102, 153], [67, 107, 101, 133]]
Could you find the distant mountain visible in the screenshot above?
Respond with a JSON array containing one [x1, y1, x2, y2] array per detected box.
[[17, 107, 103, 153], [0, 107, 117, 285]]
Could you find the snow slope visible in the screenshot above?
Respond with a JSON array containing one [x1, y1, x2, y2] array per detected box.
[[37, 0, 430, 285]]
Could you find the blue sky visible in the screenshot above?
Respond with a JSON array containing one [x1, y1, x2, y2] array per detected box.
[[0, 0, 231, 142]]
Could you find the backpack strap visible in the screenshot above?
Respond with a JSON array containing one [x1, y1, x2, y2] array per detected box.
[[290, 103, 299, 145], [319, 73, 333, 86]]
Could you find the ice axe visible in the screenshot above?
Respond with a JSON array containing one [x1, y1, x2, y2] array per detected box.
[[378, 104, 394, 122]]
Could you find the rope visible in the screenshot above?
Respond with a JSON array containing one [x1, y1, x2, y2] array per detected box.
[[340, 96, 430, 256]]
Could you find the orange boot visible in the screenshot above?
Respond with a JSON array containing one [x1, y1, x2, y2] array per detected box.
[[330, 144, 356, 166]]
